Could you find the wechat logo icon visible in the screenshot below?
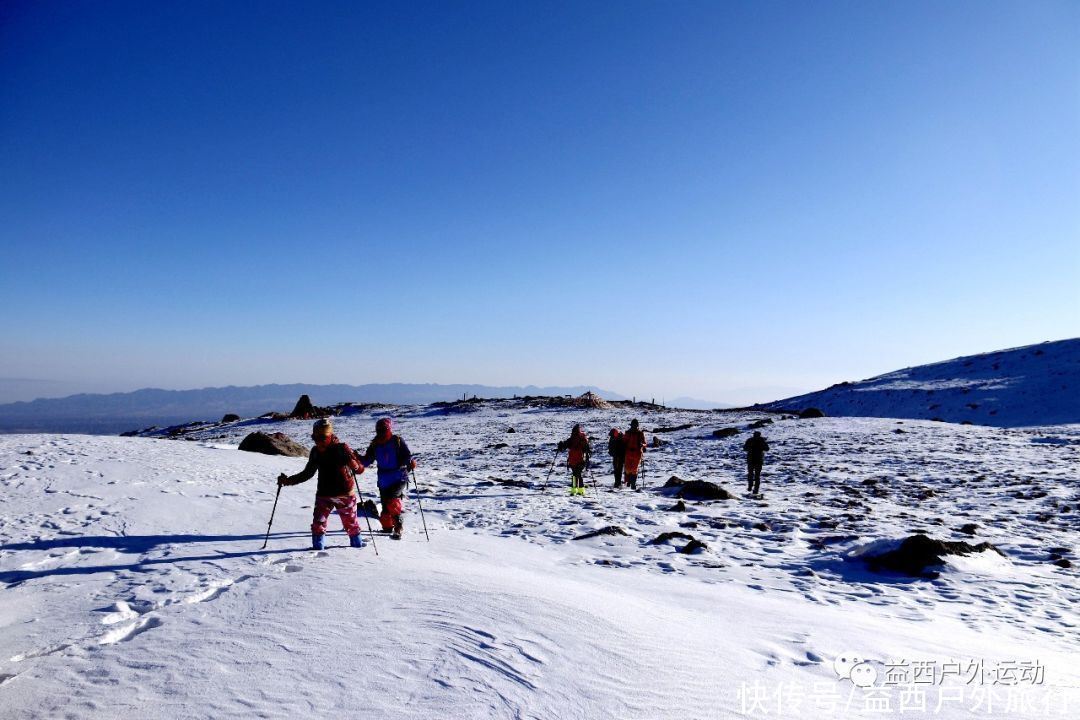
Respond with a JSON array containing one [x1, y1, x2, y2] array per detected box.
[[834, 652, 877, 688]]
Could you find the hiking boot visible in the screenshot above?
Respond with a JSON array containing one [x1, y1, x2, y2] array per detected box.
[[391, 517, 403, 540], [312, 533, 326, 550], [349, 533, 365, 548]]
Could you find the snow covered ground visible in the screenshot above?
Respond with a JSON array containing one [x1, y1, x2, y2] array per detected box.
[[2, 404, 1079, 718], [761, 338, 1080, 427]]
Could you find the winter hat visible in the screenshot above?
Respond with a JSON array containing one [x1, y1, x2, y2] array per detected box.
[[312, 419, 333, 437], [376, 417, 392, 435], [609, 428, 620, 437], [630, 419, 639, 429], [572, 424, 581, 434]]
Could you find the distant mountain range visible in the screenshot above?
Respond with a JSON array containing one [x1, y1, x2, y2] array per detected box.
[[0, 383, 626, 435], [759, 338, 1079, 428]]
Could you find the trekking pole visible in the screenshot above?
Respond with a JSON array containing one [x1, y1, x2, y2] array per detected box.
[[355, 483, 379, 556], [262, 481, 282, 549], [542, 448, 562, 492], [587, 457, 598, 493], [640, 456, 647, 490], [410, 469, 431, 542]]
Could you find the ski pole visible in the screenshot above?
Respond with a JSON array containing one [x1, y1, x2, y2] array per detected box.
[[355, 482, 379, 556], [262, 481, 282, 549], [410, 469, 431, 542], [543, 448, 562, 492]]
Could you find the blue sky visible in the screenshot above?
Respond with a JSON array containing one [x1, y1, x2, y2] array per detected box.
[[1, 1, 1077, 405]]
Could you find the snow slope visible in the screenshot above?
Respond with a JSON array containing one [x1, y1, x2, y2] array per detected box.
[[2, 405, 1079, 719], [759, 338, 1080, 427]]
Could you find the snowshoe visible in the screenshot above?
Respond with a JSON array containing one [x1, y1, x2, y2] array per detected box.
[[312, 533, 326, 550], [349, 534, 366, 548]]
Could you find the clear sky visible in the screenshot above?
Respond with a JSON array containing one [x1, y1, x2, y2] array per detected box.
[[1, 1, 1077, 406]]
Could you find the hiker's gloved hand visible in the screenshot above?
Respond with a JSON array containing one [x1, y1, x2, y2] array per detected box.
[[408, 459, 417, 471], [277, 473, 289, 486]]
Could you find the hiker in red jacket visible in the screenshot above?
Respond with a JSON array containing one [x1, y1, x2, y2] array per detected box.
[[356, 417, 416, 539], [623, 418, 647, 490], [557, 424, 591, 496], [608, 428, 626, 488], [277, 419, 366, 550]]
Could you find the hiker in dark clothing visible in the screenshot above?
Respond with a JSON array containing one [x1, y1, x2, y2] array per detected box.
[[277, 419, 366, 550], [608, 428, 626, 488], [743, 430, 769, 494], [356, 417, 416, 539], [557, 424, 591, 496]]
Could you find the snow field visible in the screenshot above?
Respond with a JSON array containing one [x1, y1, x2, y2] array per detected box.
[[1, 405, 1079, 718]]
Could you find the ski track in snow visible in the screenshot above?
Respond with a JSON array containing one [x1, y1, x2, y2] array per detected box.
[[0, 407, 1078, 718]]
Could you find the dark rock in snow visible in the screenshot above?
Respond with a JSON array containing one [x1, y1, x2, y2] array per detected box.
[[290, 394, 317, 418], [669, 500, 687, 512], [653, 423, 693, 433], [676, 481, 733, 501], [798, 407, 825, 419], [680, 539, 708, 554], [221, 413, 241, 423], [238, 432, 308, 458], [664, 476, 686, 487], [958, 523, 978, 536], [573, 526, 630, 541], [1053, 558, 1073, 569], [490, 476, 531, 488], [651, 531, 695, 544], [749, 419, 773, 429], [488, 443, 509, 450], [864, 534, 1005, 578], [506, 427, 516, 433], [712, 428, 739, 438]]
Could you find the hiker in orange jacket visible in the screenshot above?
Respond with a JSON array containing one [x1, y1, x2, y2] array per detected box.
[[623, 418, 647, 490], [557, 424, 591, 496]]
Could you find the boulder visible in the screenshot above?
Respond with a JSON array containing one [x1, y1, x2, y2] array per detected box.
[[712, 427, 739, 438], [573, 526, 630, 541], [748, 419, 773, 430], [238, 432, 308, 458], [798, 407, 825, 419], [290, 394, 317, 419], [221, 413, 241, 423], [680, 539, 708, 554], [863, 534, 1004, 578], [651, 531, 695, 544], [677, 480, 733, 501]]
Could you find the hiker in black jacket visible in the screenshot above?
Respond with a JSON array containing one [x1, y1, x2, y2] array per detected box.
[[743, 431, 769, 495], [608, 428, 626, 488]]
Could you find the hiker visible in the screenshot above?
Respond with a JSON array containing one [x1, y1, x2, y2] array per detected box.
[[356, 417, 416, 539], [277, 419, 366, 550], [623, 419, 647, 490], [608, 428, 626, 488], [557, 424, 591, 495], [743, 430, 770, 494]]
